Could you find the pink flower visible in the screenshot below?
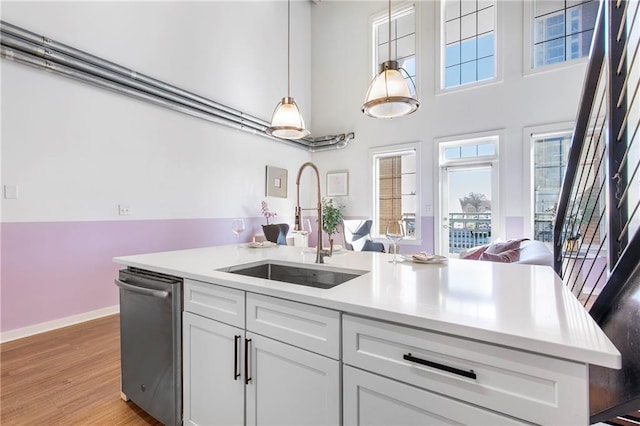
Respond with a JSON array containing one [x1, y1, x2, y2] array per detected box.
[[261, 201, 277, 225]]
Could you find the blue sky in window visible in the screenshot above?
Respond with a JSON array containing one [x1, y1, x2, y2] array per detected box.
[[445, 33, 494, 88]]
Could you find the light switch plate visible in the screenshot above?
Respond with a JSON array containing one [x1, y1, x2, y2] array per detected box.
[[4, 185, 18, 199]]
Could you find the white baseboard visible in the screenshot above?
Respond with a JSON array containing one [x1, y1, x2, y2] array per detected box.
[[0, 305, 120, 344]]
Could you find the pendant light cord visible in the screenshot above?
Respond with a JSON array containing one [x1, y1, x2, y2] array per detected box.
[[288, 0, 291, 97], [388, 0, 391, 64]]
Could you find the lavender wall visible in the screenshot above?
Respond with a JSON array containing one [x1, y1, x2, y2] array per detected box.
[[0, 218, 266, 332], [505, 216, 525, 240], [1, 213, 449, 334]]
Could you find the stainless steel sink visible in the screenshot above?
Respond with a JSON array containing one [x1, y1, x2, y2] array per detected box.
[[219, 261, 366, 289]]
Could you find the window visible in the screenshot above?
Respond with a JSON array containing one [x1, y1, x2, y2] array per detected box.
[[532, 0, 598, 68], [372, 4, 417, 96], [444, 141, 496, 160], [531, 131, 572, 242], [442, 0, 496, 89], [372, 145, 419, 240], [437, 134, 500, 255]]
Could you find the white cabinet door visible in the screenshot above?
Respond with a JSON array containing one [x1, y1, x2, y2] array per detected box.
[[343, 365, 526, 426], [183, 312, 244, 426], [245, 332, 340, 426]]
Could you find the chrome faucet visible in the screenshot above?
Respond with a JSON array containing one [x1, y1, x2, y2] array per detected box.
[[295, 162, 330, 264]]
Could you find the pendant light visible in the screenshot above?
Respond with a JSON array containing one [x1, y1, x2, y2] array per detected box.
[[267, 0, 310, 139], [361, 0, 420, 119]]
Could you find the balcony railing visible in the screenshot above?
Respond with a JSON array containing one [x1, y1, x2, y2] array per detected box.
[[448, 213, 491, 253], [534, 213, 554, 242]]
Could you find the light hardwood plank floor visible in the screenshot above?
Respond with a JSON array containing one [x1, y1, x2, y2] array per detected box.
[[1, 314, 161, 425]]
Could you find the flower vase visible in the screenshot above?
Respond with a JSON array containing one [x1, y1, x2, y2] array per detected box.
[[262, 223, 290, 245]]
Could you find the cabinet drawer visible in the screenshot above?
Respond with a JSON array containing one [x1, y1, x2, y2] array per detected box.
[[343, 315, 588, 425], [184, 279, 245, 328], [246, 293, 340, 359], [344, 365, 525, 426]]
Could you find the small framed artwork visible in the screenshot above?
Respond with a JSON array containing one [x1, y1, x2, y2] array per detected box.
[[326, 171, 348, 197], [265, 165, 288, 198]]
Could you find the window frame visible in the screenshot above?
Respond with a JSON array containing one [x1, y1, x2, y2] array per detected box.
[[369, 2, 420, 97], [434, 129, 504, 253], [523, 0, 599, 74], [522, 122, 575, 238], [436, 0, 503, 94], [370, 141, 422, 244]]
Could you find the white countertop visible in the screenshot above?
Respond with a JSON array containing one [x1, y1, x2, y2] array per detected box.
[[114, 245, 621, 369]]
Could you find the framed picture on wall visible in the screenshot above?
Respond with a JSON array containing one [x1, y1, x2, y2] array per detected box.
[[265, 165, 288, 198], [326, 171, 348, 197]]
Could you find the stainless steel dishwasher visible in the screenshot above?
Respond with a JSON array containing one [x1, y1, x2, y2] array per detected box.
[[115, 267, 183, 426]]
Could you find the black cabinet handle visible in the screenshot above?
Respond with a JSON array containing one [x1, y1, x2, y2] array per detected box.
[[234, 335, 241, 380], [403, 353, 477, 380], [245, 338, 252, 385]]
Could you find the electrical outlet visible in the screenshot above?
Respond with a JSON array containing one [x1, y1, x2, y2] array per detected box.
[[118, 204, 131, 216]]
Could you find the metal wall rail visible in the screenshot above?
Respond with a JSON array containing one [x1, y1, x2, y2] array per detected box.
[[0, 20, 354, 152]]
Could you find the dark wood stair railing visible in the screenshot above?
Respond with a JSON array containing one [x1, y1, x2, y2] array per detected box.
[[553, 1, 640, 423]]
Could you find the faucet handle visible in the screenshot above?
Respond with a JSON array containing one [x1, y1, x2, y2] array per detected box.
[[294, 206, 301, 231], [318, 247, 332, 262]]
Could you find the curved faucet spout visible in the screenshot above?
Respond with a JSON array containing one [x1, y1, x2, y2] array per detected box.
[[295, 162, 328, 263]]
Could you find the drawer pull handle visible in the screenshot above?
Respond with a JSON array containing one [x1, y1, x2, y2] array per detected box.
[[403, 353, 477, 380], [234, 335, 241, 380]]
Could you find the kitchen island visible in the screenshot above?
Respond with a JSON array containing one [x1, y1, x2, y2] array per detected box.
[[115, 245, 620, 425]]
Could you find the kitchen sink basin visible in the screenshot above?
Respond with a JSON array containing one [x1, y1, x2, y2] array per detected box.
[[219, 261, 366, 289]]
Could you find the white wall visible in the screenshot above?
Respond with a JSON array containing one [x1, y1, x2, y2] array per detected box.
[[0, 0, 591, 335], [309, 0, 588, 248], [1, 1, 317, 337], [1, 1, 313, 223]]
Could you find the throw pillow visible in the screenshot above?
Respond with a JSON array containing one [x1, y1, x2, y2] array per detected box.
[[480, 248, 521, 263], [460, 244, 490, 260], [484, 238, 526, 255]]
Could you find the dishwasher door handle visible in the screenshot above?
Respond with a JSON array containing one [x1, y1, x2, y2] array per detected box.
[[115, 279, 170, 299]]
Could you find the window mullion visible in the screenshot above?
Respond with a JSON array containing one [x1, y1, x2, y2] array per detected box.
[[532, 0, 597, 68]]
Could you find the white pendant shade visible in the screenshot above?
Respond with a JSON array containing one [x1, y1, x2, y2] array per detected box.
[[267, 0, 310, 140], [267, 96, 310, 139], [362, 61, 419, 119]]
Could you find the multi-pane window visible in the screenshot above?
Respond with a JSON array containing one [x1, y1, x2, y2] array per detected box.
[[372, 4, 417, 96], [532, 133, 572, 242], [443, 0, 496, 89], [444, 141, 496, 160], [373, 149, 417, 239], [533, 0, 599, 68], [439, 136, 499, 254]]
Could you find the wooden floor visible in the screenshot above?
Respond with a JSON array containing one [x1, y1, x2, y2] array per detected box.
[[0, 314, 161, 425]]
